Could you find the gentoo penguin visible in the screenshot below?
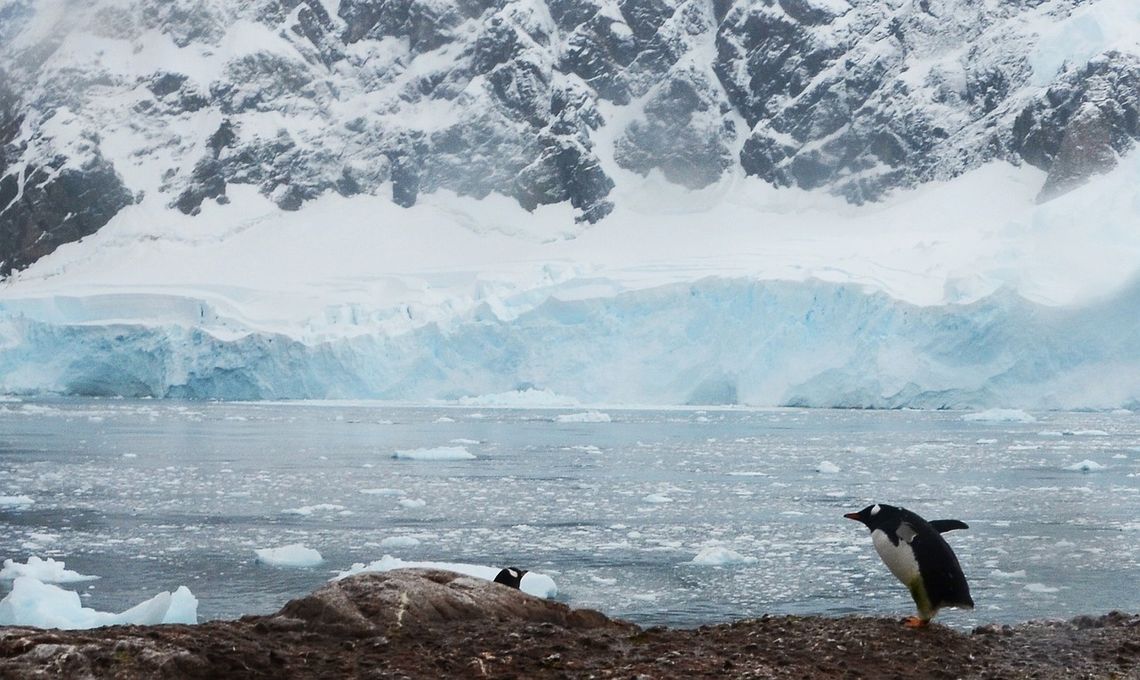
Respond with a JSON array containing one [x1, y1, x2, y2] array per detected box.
[[845, 503, 973, 627], [493, 567, 528, 589]]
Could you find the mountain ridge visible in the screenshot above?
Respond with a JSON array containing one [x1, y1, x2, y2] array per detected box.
[[1, 0, 1139, 276]]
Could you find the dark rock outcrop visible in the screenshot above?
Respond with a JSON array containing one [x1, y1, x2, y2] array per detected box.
[[0, 153, 135, 277], [279, 569, 617, 633], [1012, 52, 1140, 202]]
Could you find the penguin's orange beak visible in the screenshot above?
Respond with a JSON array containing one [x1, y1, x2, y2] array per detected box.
[[843, 512, 862, 522]]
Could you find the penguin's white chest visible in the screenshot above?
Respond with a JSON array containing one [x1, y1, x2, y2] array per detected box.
[[871, 528, 920, 585]]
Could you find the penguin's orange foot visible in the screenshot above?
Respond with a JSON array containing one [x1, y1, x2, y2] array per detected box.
[[903, 616, 930, 628]]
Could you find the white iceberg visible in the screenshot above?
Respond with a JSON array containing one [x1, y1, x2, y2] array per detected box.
[[379, 536, 422, 548], [254, 544, 324, 568], [392, 446, 476, 461], [962, 409, 1037, 423], [690, 547, 757, 566], [555, 411, 612, 423], [0, 577, 197, 629], [1, 556, 99, 584], [1064, 459, 1106, 472]]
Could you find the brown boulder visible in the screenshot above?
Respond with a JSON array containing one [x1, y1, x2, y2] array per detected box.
[[276, 568, 620, 633]]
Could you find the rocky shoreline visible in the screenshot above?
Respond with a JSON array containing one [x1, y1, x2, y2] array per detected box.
[[1, 569, 1138, 679]]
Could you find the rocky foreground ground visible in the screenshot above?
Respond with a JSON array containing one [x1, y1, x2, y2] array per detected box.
[[1, 569, 1138, 679]]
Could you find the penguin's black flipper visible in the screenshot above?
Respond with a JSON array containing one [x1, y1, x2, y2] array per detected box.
[[929, 519, 969, 533]]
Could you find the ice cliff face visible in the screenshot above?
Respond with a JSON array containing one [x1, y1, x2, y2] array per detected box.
[[3, 278, 1139, 409], [2, 0, 1140, 276]]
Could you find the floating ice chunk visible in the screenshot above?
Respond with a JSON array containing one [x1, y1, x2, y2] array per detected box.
[[457, 388, 580, 407], [555, 411, 611, 423], [1024, 583, 1059, 594], [815, 461, 840, 474], [962, 409, 1036, 423], [379, 536, 421, 548], [392, 446, 476, 461], [1, 557, 99, 583], [0, 495, 34, 508], [990, 569, 1027, 579], [255, 544, 324, 568], [590, 575, 618, 585], [975, 438, 998, 444], [333, 555, 557, 598], [282, 503, 347, 515], [450, 438, 480, 445], [1064, 460, 1106, 472], [1070, 429, 1109, 436], [0, 577, 197, 629], [434, 416, 455, 423], [690, 547, 757, 566], [642, 493, 673, 503], [398, 498, 427, 508], [359, 488, 401, 495], [1037, 431, 1063, 438]]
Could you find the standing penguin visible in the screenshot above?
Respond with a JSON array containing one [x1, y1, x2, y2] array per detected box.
[[845, 503, 973, 627]]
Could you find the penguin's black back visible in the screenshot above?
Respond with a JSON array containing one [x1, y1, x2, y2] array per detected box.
[[493, 567, 526, 589], [898, 508, 973, 609]]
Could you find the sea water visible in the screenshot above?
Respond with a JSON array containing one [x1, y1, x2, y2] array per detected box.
[[1, 399, 1137, 629]]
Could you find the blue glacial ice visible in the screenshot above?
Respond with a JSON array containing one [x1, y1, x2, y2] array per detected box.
[[2, 277, 1139, 408]]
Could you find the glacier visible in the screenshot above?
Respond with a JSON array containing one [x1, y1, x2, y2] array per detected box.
[[2, 148, 1140, 409], [2, 275, 1139, 409]]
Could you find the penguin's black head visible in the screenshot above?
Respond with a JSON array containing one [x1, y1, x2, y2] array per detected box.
[[844, 503, 901, 530], [493, 567, 528, 589]]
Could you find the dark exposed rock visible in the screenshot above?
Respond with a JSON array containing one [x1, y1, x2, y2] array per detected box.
[[339, 0, 469, 53], [1012, 52, 1140, 201], [289, 0, 345, 66], [1035, 103, 1120, 202], [147, 72, 187, 98], [615, 71, 736, 189], [0, 153, 134, 277]]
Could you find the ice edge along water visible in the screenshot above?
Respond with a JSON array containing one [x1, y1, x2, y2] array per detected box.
[[1, 153, 1140, 408]]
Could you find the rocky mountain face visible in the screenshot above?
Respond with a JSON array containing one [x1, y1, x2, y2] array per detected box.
[[1, 0, 1138, 277]]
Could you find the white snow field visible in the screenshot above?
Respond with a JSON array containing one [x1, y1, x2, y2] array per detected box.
[[0, 401, 1136, 629], [1, 150, 1140, 408]]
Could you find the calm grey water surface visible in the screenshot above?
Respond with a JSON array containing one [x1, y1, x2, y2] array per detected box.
[[1, 399, 1138, 629]]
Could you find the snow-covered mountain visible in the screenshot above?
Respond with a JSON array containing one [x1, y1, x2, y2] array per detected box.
[[3, 0, 1139, 272], [1, 0, 1139, 407]]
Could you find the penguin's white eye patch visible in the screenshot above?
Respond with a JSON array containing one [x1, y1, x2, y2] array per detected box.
[[870, 504, 881, 516]]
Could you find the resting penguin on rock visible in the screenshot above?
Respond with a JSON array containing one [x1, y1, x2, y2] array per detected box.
[[493, 567, 527, 589], [845, 503, 973, 627]]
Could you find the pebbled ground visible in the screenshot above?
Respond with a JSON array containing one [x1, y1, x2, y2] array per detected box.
[[1, 569, 1138, 679]]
